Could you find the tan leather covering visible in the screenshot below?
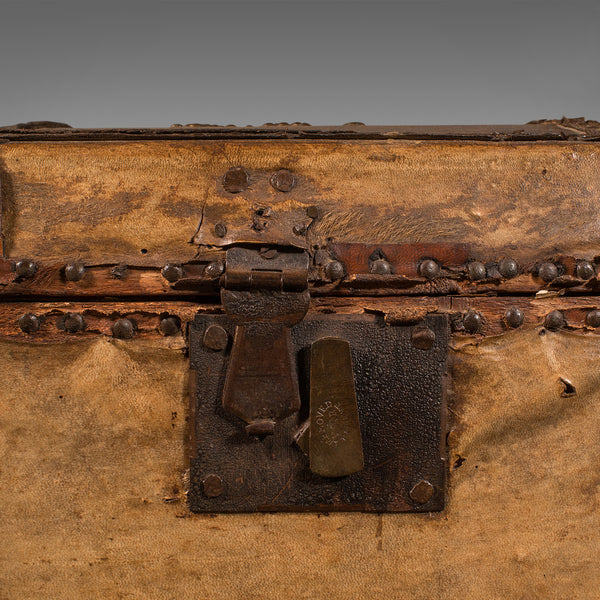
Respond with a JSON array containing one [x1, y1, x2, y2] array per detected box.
[[1, 328, 598, 599], [2, 141, 600, 263]]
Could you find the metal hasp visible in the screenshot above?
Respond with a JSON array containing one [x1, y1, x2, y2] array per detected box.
[[189, 306, 449, 513], [219, 246, 309, 435]]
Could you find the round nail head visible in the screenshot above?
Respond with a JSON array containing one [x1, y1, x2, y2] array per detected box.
[[544, 310, 565, 331], [159, 316, 180, 337], [203, 325, 229, 351], [498, 257, 518, 279], [325, 260, 345, 281], [18, 313, 40, 333], [409, 480, 434, 504], [214, 223, 227, 238], [411, 326, 436, 350], [505, 306, 524, 329], [292, 223, 307, 236], [270, 169, 295, 192], [467, 261, 486, 281], [113, 318, 135, 339], [161, 264, 183, 282], [586, 310, 600, 328], [419, 259, 440, 280], [576, 261, 595, 280], [204, 261, 224, 278], [203, 474, 223, 498], [306, 205, 319, 219], [463, 310, 483, 334], [65, 262, 86, 282], [15, 259, 37, 279], [370, 259, 392, 275], [64, 312, 85, 333], [538, 262, 558, 282]]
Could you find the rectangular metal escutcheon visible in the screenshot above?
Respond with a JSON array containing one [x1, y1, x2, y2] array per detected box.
[[189, 313, 448, 513]]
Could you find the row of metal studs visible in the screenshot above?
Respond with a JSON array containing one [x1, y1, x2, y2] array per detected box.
[[9, 256, 598, 285], [456, 308, 600, 334], [17, 308, 600, 337], [17, 313, 181, 337]]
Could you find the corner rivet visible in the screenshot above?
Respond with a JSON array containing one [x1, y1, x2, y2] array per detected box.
[[203, 474, 223, 498], [409, 480, 434, 504], [411, 326, 436, 350]]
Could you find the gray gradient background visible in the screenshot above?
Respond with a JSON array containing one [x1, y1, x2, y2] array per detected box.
[[0, 0, 598, 127]]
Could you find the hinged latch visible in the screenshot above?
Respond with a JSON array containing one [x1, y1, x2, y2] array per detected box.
[[219, 246, 310, 436]]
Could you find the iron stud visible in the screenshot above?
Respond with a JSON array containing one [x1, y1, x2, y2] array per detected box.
[[161, 264, 183, 282], [505, 307, 524, 328], [223, 167, 249, 193], [576, 261, 595, 280], [270, 169, 295, 192], [463, 310, 483, 334], [159, 316, 180, 337], [204, 261, 224, 278], [15, 259, 37, 279], [63, 313, 85, 333], [203, 474, 224, 498], [544, 310, 565, 331], [538, 262, 558, 282], [18, 313, 40, 333], [325, 260, 345, 281], [370, 258, 392, 275], [498, 257, 518, 279], [65, 262, 85, 282], [112, 318, 135, 339], [586, 310, 600, 328], [467, 261, 486, 281], [419, 259, 440, 280]]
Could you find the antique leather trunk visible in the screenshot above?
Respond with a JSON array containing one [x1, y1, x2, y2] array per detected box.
[[1, 119, 599, 598]]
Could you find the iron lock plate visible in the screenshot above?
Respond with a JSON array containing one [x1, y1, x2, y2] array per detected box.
[[189, 312, 448, 513]]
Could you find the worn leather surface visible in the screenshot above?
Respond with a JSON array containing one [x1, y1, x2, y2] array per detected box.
[[1, 329, 599, 599], [2, 141, 600, 263]]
